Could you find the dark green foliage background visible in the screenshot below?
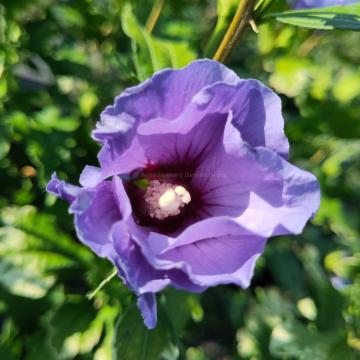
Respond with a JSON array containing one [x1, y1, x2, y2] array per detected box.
[[0, 0, 360, 359]]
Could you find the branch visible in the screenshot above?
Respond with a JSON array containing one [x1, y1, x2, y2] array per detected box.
[[213, 0, 257, 63], [145, 0, 166, 33]]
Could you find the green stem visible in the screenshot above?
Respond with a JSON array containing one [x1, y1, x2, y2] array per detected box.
[[213, 0, 257, 63], [86, 268, 118, 300], [145, 0, 165, 33]]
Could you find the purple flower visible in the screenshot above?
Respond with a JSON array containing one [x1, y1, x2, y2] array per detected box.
[[292, 0, 356, 9], [47, 59, 320, 329]]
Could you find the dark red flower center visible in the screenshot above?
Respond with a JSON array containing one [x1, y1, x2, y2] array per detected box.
[[125, 162, 204, 235]]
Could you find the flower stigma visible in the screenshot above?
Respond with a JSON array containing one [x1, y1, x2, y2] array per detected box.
[[144, 180, 191, 220]]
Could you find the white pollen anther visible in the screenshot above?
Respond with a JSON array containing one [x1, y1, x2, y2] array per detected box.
[[175, 186, 191, 204], [144, 181, 191, 220], [159, 189, 177, 210]]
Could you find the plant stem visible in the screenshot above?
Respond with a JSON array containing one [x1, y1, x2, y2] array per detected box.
[[145, 0, 166, 33], [86, 268, 118, 300], [213, 0, 257, 63]]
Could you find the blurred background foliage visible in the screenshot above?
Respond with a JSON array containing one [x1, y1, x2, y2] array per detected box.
[[0, 0, 360, 359]]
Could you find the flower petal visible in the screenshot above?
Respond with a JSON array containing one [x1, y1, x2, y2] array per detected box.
[[235, 158, 321, 237], [69, 181, 120, 257], [138, 79, 289, 158], [46, 173, 81, 203], [112, 175, 132, 220], [137, 293, 157, 329], [93, 59, 239, 166], [293, 0, 356, 9], [79, 166, 103, 188], [99, 80, 289, 180], [186, 80, 289, 158], [159, 234, 266, 288], [111, 221, 170, 293], [131, 217, 266, 289], [201, 122, 320, 236], [98, 111, 228, 180]]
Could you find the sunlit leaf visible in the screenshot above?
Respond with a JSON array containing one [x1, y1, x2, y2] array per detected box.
[[270, 4, 360, 31], [270, 321, 350, 360], [0, 206, 93, 298], [269, 56, 312, 97], [49, 298, 102, 357]]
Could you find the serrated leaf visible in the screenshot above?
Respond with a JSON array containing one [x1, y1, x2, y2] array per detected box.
[[269, 4, 360, 31]]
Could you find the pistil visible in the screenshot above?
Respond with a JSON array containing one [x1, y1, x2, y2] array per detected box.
[[144, 180, 191, 220]]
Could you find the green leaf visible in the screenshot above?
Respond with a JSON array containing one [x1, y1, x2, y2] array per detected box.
[[255, 0, 287, 20], [121, 4, 195, 81], [34, 106, 80, 132], [113, 305, 178, 360], [25, 331, 58, 360], [332, 70, 360, 103], [94, 306, 118, 360], [266, 242, 307, 299], [49, 298, 102, 357], [0, 206, 92, 298], [204, 0, 238, 57], [236, 288, 295, 359], [0, 345, 18, 360], [270, 321, 351, 360], [0, 258, 55, 299], [321, 140, 360, 178], [0, 206, 92, 264], [50, 4, 86, 28], [269, 4, 360, 31], [0, 116, 12, 160], [325, 251, 360, 279], [269, 56, 312, 97], [345, 281, 360, 348], [79, 90, 99, 117], [163, 289, 201, 337], [300, 246, 344, 331]]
